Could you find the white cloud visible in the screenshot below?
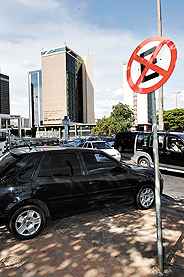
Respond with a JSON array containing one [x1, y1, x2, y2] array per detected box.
[[16, 0, 60, 9], [0, 1, 183, 119]]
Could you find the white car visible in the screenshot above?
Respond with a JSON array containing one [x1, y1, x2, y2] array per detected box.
[[82, 141, 121, 161]]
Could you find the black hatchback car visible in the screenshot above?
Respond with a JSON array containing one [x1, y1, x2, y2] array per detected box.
[[0, 147, 162, 239]]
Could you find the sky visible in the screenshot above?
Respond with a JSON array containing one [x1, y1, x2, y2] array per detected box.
[[0, 0, 184, 118]]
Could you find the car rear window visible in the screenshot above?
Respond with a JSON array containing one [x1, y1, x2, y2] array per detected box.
[[92, 142, 111, 149], [0, 152, 41, 181], [0, 152, 19, 177]]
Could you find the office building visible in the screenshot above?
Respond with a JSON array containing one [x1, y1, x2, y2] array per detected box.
[[122, 63, 152, 130], [41, 46, 95, 126], [28, 70, 43, 127], [0, 73, 10, 115], [0, 73, 10, 128]]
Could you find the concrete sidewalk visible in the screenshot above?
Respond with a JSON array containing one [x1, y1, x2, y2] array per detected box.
[[161, 196, 184, 276], [0, 197, 183, 277]]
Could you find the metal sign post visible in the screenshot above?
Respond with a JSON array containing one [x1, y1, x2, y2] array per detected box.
[[151, 91, 164, 273], [127, 36, 177, 274]]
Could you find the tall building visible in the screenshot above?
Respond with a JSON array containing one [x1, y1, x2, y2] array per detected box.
[[41, 46, 95, 126], [122, 64, 152, 130], [28, 70, 43, 127], [0, 73, 10, 128], [0, 73, 10, 115]]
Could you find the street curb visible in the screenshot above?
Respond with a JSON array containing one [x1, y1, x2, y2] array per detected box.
[[161, 194, 184, 217], [163, 193, 184, 202], [162, 206, 184, 217]]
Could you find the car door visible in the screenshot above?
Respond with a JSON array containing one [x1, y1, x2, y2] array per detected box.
[[157, 133, 167, 166], [81, 151, 134, 203], [32, 151, 85, 214], [162, 134, 184, 170]]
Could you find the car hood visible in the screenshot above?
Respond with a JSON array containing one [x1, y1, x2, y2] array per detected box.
[[102, 149, 120, 156], [123, 163, 155, 177]]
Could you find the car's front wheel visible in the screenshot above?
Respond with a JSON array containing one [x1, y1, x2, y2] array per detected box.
[[136, 186, 155, 209], [8, 205, 46, 240]]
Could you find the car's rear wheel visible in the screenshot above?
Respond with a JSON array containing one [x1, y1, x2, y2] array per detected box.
[[138, 157, 150, 167], [136, 186, 155, 209], [8, 205, 46, 240]]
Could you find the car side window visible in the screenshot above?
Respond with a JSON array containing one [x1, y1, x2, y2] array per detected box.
[[83, 152, 117, 173], [87, 143, 92, 148], [158, 134, 165, 149], [16, 154, 41, 179], [38, 152, 82, 177], [136, 133, 151, 150], [167, 136, 184, 153]]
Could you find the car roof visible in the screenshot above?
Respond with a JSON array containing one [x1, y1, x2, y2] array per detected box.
[[85, 141, 106, 143], [137, 131, 184, 135], [9, 146, 105, 157]]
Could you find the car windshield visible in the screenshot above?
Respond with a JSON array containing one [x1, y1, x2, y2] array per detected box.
[[92, 142, 112, 149]]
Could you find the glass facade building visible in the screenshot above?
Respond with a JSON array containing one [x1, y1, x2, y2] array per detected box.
[[41, 46, 95, 126], [0, 74, 10, 115], [66, 47, 84, 122], [28, 70, 43, 127]]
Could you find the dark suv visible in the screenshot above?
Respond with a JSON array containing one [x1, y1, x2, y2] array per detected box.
[[0, 147, 162, 239]]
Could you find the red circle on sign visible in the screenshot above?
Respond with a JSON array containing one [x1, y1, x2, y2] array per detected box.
[[127, 36, 177, 94]]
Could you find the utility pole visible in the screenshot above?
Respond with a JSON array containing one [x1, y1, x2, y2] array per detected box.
[[157, 0, 164, 130]]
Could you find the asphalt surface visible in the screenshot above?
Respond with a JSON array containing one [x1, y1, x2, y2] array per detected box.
[[162, 171, 184, 200]]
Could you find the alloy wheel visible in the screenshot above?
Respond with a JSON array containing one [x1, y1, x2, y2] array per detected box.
[[139, 187, 154, 208], [15, 209, 41, 237]]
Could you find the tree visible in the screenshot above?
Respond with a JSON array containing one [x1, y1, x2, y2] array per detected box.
[[163, 108, 184, 131], [92, 103, 134, 136]]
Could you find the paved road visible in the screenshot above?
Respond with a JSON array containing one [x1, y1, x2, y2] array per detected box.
[[162, 171, 184, 200]]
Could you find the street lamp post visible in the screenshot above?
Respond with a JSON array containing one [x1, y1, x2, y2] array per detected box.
[[157, 0, 164, 131]]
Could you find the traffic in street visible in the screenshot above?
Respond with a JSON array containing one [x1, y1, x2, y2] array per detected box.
[[1, 0, 184, 275], [0, 131, 183, 240]]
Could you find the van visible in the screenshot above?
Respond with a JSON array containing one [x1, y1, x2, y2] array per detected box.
[[115, 131, 184, 173]]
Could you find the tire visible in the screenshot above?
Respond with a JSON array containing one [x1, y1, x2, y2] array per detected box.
[[138, 157, 150, 167], [8, 205, 46, 240], [136, 186, 155, 210]]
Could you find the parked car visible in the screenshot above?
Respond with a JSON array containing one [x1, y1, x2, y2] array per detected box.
[[100, 136, 115, 147], [0, 147, 163, 239], [116, 131, 184, 173], [114, 131, 138, 153], [82, 141, 121, 161]]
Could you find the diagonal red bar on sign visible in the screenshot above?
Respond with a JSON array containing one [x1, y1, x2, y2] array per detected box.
[[126, 36, 177, 94], [135, 61, 150, 86], [134, 55, 168, 76], [134, 41, 168, 86]]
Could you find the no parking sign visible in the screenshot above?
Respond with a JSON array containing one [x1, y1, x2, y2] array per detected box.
[[127, 36, 177, 273], [127, 37, 177, 94]]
